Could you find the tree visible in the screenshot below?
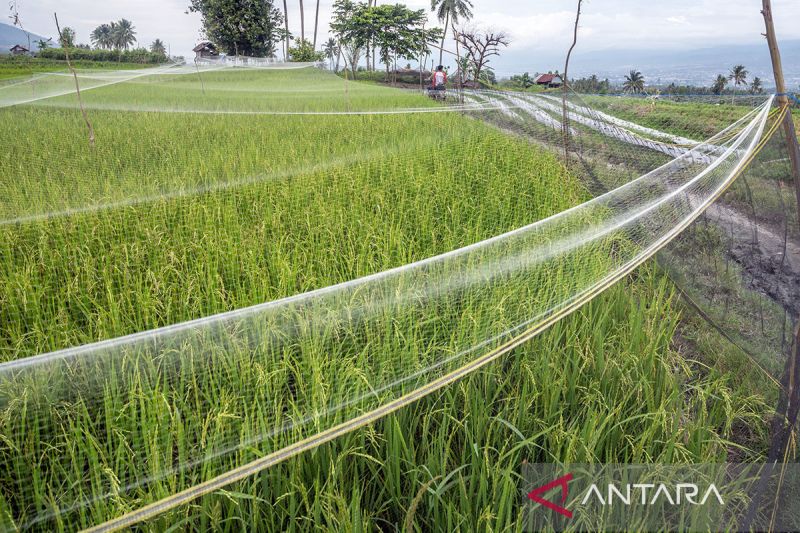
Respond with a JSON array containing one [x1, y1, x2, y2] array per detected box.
[[188, 0, 285, 57], [352, 4, 440, 81], [282, 0, 290, 60], [750, 76, 763, 94], [112, 19, 136, 50], [455, 27, 509, 85], [510, 72, 535, 89], [622, 69, 645, 93], [729, 64, 748, 104], [91, 24, 113, 49], [430, 0, 473, 66], [150, 39, 167, 57], [323, 37, 337, 69], [60, 27, 76, 48], [330, 0, 361, 77], [35, 38, 52, 50], [299, 0, 305, 42], [288, 38, 324, 61], [313, 0, 320, 49], [711, 74, 727, 95]]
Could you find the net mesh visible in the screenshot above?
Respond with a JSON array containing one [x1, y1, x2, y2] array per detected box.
[[0, 63, 795, 530]]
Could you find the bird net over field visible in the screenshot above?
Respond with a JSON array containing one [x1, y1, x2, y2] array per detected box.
[[0, 62, 797, 531]]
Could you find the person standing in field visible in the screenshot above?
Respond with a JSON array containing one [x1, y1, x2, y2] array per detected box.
[[431, 65, 447, 91]]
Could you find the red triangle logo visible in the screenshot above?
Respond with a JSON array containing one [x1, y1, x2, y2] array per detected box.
[[527, 473, 574, 518]]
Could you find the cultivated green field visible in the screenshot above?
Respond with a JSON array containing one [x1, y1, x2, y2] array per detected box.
[[0, 67, 774, 531], [0, 56, 154, 80]]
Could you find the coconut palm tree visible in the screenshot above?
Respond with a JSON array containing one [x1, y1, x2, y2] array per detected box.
[[323, 38, 337, 70], [282, 0, 290, 61], [299, 0, 305, 42], [313, 0, 320, 49], [91, 24, 113, 49], [728, 64, 748, 104], [750, 76, 763, 94], [112, 19, 136, 50], [711, 74, 727, 95], [430, 0, 473, 66], [622, 69, 644, 93], [150, 39, 166, 57]]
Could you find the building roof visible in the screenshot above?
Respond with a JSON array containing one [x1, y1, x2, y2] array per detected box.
[[10, 44, 29, 52], [192, 41, 217, 53], [536, 73, 562, 84]]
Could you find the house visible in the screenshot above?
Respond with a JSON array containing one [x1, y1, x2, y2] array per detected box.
[[10, 44, 29, 56], [192, 41, 219, 60], [535, 73, 563, 88]]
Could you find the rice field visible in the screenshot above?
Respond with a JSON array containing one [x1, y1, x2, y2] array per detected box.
[[0, 67, 774, 531]]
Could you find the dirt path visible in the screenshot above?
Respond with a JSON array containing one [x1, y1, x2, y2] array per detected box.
[[703, 201, 800, 317]]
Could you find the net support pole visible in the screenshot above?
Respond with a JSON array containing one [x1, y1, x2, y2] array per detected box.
[[761, 0, 800, 440], [741, 5, 800, 528]]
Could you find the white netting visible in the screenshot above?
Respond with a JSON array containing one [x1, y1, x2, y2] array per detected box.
[[10, 53, 800, 533]]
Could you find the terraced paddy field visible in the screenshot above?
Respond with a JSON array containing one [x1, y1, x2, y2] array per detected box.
[[0, 67, 774, 531]]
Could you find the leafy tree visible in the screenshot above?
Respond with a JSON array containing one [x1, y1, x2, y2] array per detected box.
[[112, 19, 136, 50], [150, 39, 167, 57], [60, 27, 76, 48], [728, 64, 748, 103], [35, 38, 52, 50], [430, 0, 473, 65], [510, 72, 535, 89], [711, 74, 727, 95], [750, 76, 763, 94], [334, 3, 441, 81], [188, 0, 285, 57], [288, 38, 324, 61], [330, 0, 361, 77], [91, 24, 113, 49], [622, 69, 644, 93]]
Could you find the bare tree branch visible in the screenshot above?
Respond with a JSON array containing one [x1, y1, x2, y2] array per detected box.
[[455, 26, 509, 86]]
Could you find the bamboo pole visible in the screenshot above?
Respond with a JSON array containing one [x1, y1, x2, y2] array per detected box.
[[762, 0, 800, 426], [562, 0, 582, 167], [54, 13, 94, 147], [741, 2, 800, 529]]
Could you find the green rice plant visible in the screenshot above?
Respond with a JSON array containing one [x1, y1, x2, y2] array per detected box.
[[0, 67, 777, 531]]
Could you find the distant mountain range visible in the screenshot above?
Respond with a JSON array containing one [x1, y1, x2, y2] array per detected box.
[[501, 40, 800, 90], [0, 22, 53, 53]]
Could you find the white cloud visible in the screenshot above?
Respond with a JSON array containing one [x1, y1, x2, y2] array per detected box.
[[666, 16, 688, 25]]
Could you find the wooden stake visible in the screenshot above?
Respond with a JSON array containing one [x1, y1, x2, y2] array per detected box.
[[762, 0, 800, 221], [562, 0, 582, 167], [762, 0, 800, 410], [54, 13, 94, 147], [748, 3, 800, 523]]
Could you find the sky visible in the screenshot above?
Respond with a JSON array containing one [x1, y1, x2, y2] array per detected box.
[[13, 0, 800, 77]]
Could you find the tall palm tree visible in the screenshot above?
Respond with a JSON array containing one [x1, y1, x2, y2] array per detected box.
[[299, 0, 305, 42], [312, 0, 320, 50], [622, 70, 644, 93], [150, 39, 166, 57], [323, 38, 337, 70], [91, 24, 113, 49], [728, 64, 748, 104], [282, 0, 290, 61], [750, 76, 763, 94], [112, 19, 136, 50], [430, 0, 473, 66]]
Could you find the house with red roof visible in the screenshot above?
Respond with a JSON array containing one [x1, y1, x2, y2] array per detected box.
[[535, 73, 563, 88]]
